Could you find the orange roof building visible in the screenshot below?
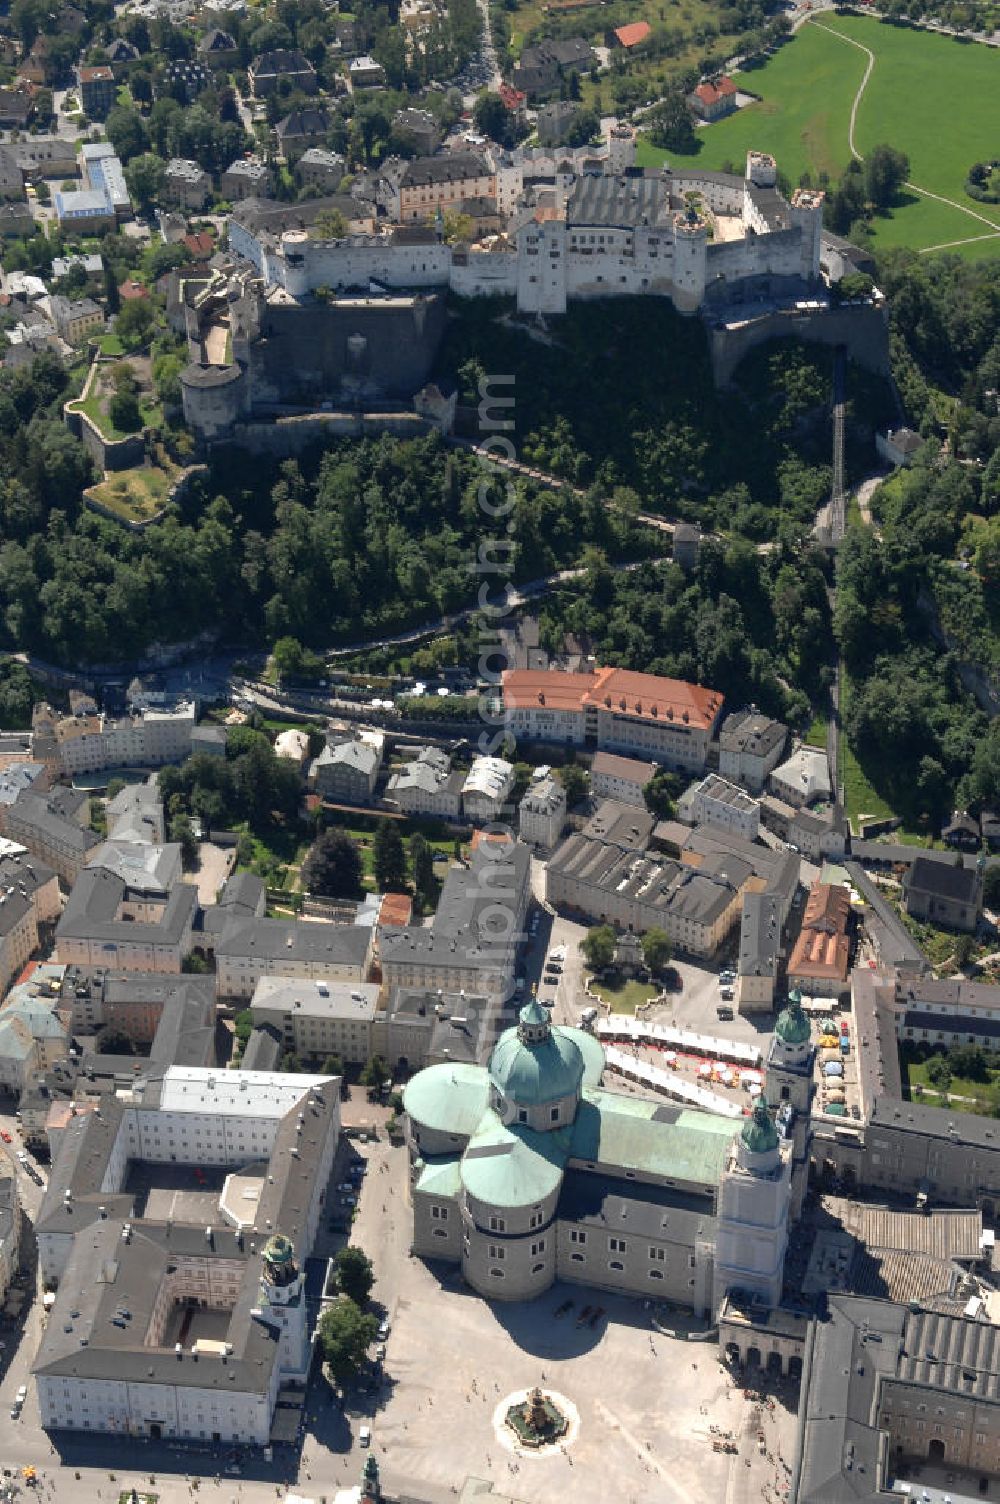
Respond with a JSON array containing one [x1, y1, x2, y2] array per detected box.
[[502, 664, 723, 773], [612, 20, 651, 47], [378, 892, 414, 930], [787, 880, 851, 996], [690, 75, 738, 120]]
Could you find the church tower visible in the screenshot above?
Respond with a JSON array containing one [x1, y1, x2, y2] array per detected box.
[[255, 1232, 311, 1381], [766, 990, 815, 1215], [712, 1097, 791, 1316], [766, 991, 814, 1112]]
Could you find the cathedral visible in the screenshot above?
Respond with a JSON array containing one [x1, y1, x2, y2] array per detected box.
[[402, 994, 812, 1315]]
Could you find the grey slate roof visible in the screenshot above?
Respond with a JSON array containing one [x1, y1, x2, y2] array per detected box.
[[719, 709, 788, 758], [56, 868, 197, 946], [567, 172, 672, 230], [400, 153, 490, 188], [905, 855, 981, 903], [216, 915, 371, 965]]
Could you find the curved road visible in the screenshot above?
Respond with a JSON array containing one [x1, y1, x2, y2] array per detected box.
[[808, 18, 1000, 250]]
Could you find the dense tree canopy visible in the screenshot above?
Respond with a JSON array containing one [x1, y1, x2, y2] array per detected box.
[[302, 829, 364, 897]]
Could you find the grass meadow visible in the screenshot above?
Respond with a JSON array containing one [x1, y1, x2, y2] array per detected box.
[[637, 15, 1000, 257]]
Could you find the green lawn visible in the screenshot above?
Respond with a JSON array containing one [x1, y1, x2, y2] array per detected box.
[[638, 16, 1000, 257], [839, 673, 896, 830], [88, 464, 176, 523], [904, 1058, 1000, 1116], [804, 710, 828, 749], [591, 977, 658, 1014]]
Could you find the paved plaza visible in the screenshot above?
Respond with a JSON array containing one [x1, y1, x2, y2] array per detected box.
[[363, 1259, 798, 1504]]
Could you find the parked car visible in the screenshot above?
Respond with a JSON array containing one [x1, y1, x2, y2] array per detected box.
[[0, 1132, 11, 1144], [359, 1425, 372, 1448], [377, 1318, 390, 1341], [716, 1006, 734, 1021]]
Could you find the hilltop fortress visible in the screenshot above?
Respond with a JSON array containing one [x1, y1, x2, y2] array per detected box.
[[180, 138, 888, 444]]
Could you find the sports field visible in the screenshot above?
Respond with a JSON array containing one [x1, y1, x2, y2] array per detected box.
[[636, 14, 1000, 258]]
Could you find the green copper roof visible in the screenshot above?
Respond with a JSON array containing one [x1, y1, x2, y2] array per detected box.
[[414, 1155, 464, 1201], [571, 1091, 735, 1186], [460, 1109, 569, 1208], [489, 1020, 585, 1107], [403, 1063, 490, 1138], [742, 1096, 779, 1155], [775, 994, 811, 1046], [263, 1232, 294, 1265], [519, 996, 550, 1028], [560, 1026, 605, 1089]]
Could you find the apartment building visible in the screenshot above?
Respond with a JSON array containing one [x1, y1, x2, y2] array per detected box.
[[55, 869, 197, 974], [5, 789, 100, 885], [214, 918, 373, 1001], [518, 773, 567, 849], [0, 1177, 19, 1311], [163, 159, 213, 211], [386, 746, 463, 820], [0, 849, 59, 994], [249, 975, 380, 1064], [32, 700, 197, 778], [461, 756, 515, 824], [735, 892, 782, 1012], [681, 774, 760, 842], [768, 745, 831, 808], [381, 841, 531, 1000], [590, 751, 655, 808], [312, 734, 383, 805], [786, 880, 851, 998]]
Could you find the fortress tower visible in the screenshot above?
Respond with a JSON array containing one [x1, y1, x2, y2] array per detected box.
[[745, 150, 777, 188], [790, 188, 826, 282], [671, 208, 709, 314], [607, 122, 637, 175]]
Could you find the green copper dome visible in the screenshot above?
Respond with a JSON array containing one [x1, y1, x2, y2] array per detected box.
[[519, 996, 550, 1030], [489, 1003, 586, 1108], [775, 990, 811, 1047], [263, 1233, 294, 1265], [742, 1096, 779, 1156]]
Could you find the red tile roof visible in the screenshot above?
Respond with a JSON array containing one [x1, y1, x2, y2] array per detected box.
[[502, 665, 723, 731], [499, 82, 526, 110], [118, 278, 148, 301], [183, 231, 214, 259], [502, 668, 600, 714], [614, 20, 651, 46], [694, 76, 737, 107], [789, 880, 851, 983], [379, 892, 413, 928]]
